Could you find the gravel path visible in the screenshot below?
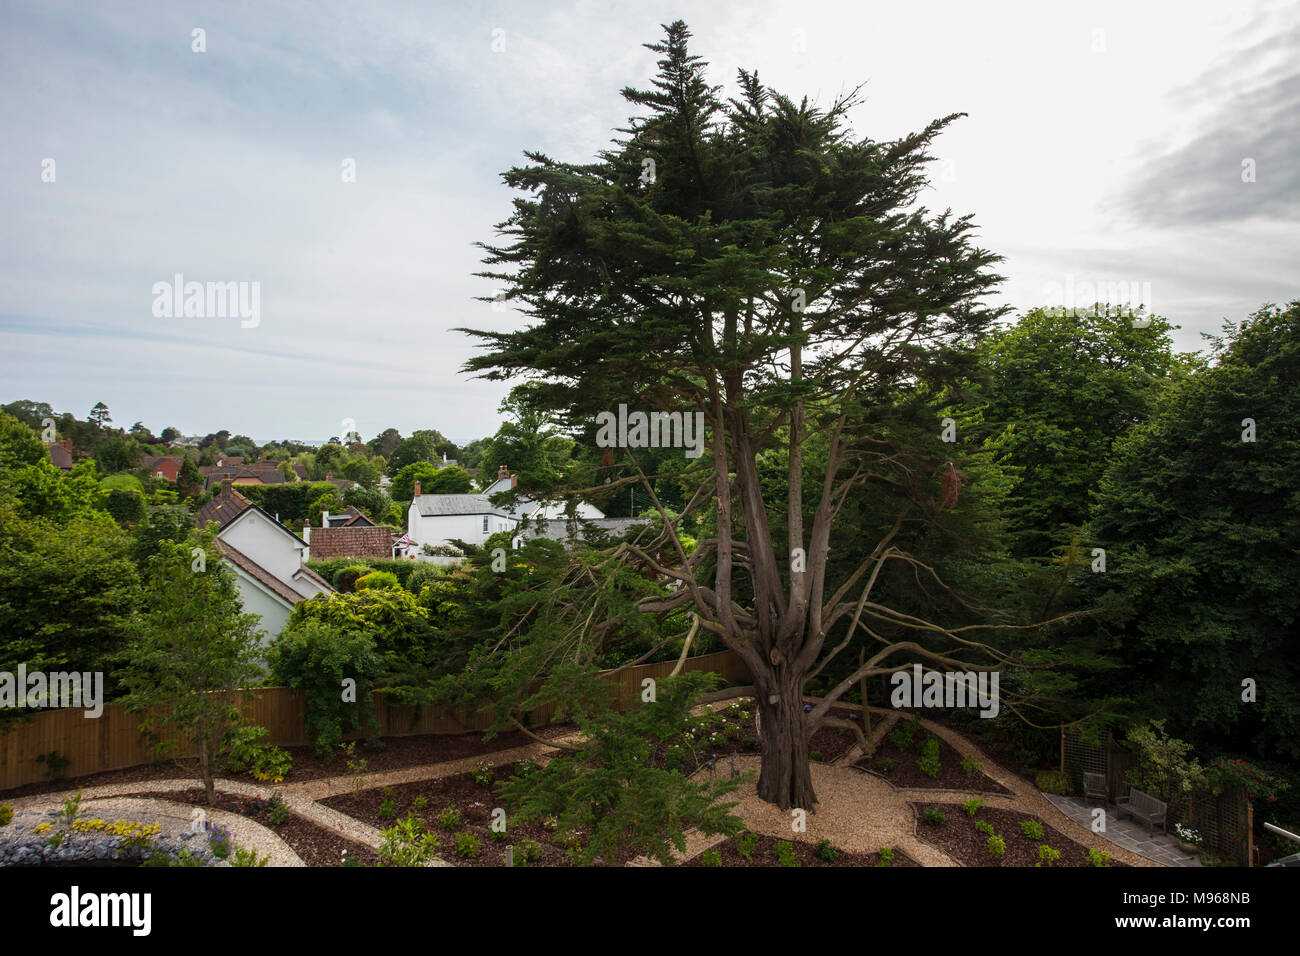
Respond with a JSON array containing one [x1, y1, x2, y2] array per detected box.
[[3, 710, 1162, 868]]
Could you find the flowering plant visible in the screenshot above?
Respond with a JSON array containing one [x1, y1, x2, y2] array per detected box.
[[1174, 823, 1203, 846], [1204, 758, 1287, 803]]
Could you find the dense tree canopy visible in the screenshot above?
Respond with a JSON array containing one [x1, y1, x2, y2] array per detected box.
[[1088, 302, 1300, 764]]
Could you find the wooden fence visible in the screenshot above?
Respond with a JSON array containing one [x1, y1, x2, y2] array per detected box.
[[0, 650, 748, 792]]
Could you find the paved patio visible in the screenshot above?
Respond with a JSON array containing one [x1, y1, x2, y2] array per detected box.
[[1044, 794, 1204, 867]]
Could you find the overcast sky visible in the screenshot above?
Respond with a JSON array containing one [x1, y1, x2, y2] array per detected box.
[[1, 0, 1296, 444]]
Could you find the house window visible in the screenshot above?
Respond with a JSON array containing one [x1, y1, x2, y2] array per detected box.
[[483, 516, 489, 533]]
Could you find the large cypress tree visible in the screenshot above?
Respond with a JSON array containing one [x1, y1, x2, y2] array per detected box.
[[461, 21, 1023, 809]]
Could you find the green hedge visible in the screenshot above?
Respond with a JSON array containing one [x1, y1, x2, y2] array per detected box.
[[307, 557, 422, 590], [240, 483, 340, 525]]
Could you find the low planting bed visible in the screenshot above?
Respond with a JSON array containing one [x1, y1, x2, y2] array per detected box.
[[911, 801, 1124, 867], [684, 831, 920, 868], [806, 706, 865, 764], [321, 764, 584, 867], [856, 718, 1011, 794]]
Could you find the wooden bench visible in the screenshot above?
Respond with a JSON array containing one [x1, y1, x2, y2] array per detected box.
[[1084, 771, 1109, 808], [1115, 787, 1167, 835]]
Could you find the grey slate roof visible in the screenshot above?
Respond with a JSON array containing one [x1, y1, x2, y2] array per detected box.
[[412, 494, 512, 518]]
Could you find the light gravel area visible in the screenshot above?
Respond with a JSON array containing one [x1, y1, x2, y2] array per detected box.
[[83, 796, 302, 867]]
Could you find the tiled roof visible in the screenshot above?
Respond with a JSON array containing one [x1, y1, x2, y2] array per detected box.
[[292, 564, 336, 591], [197, 485, 252, 528], [308, 525, 395, 560], [48, 444, 74, 470], [215, 539, 302, 606]]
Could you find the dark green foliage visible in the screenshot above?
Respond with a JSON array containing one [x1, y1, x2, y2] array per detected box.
[[103, 487, 146, 526], [333, 564, 373, 593], [268, 619, 383, 758], [237, 482, 342, 526], [495, 672, 747, 866], [923, 809, 947, 827], [976, 305, 1197, 558], [814, 839, 840, 862], [0, 499, 140, 712], [119, 528, 265, 804], [1088, 302, 1300, 762], [307, 558, 423, 591], [387, 430, 456, 476], [176, 456, 203, 500], [390, 462, 470, 502], [96, 435, 141, 474], [130, 504, 196, 568]]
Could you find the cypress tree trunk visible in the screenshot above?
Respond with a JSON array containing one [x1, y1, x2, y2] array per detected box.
[[754, 667, 816, 810]]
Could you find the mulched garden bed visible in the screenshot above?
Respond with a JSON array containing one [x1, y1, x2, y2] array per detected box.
[[854, 719, 1011, 795], [0, 724, 577, 800], [910, 801, 1126, 868], [118, 788, 377, 867], [912, 708, 1052, 784], [683, 831, 921, 867], [321, 763, 583, 867], [807, 706, 866, 763]]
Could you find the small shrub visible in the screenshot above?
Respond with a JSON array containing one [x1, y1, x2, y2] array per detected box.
[[917, 736, 941, 778], [1020, 819, 1045, 840], [356, 570, 400, 590], [877, 757, 895, 772], [742, 737, 758, 751], [1036, 769, 1072, 795], [923, 808, 947, 827], [962, 798, 983, 818], [513, 759, 536, 777], [379, 796, 397, 821], [1035, 844, 1060, 867], [456, 831, 480, 859], [341, 741, 367, 792], [232, 846, 270, 867], [412, 795, 428, 812], [889, 728, 913, 751], [1086, 848, 1111, 867], [0, 804, 12, 827], [267, 798, 289, 826], [960, 755, 981, 775], [773, 840, 800, 867], [472, 762, 494, 788], [700, 849, 723, 867], [987, 835, 1006, 858], [438, 806, 461, 831], [736, 831, 760, 860], [60, 789, 83, 826], [517, 838, 543, 863], [206, 823, 233, 860], [809, 750, 824, 762], [333, 564, 372, 592], [377, 813, 439, 867], [974, 820, 995, 836], [876, 846, 895, 867], [814, 839, 840, 862]]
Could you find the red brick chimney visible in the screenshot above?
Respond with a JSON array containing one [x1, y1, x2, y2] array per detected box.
[[413, 481, 421, 497], [220, 477, 232, 496]]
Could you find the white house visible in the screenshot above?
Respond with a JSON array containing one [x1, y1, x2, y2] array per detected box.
[[200, 480, 335, 641], [404, 466, 639, 562]]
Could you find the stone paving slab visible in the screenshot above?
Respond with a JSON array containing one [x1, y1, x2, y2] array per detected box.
[[1044, 794, 1203, 867]]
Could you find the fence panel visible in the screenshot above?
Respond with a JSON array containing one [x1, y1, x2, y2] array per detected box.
[[0, 650, 749, 791]]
